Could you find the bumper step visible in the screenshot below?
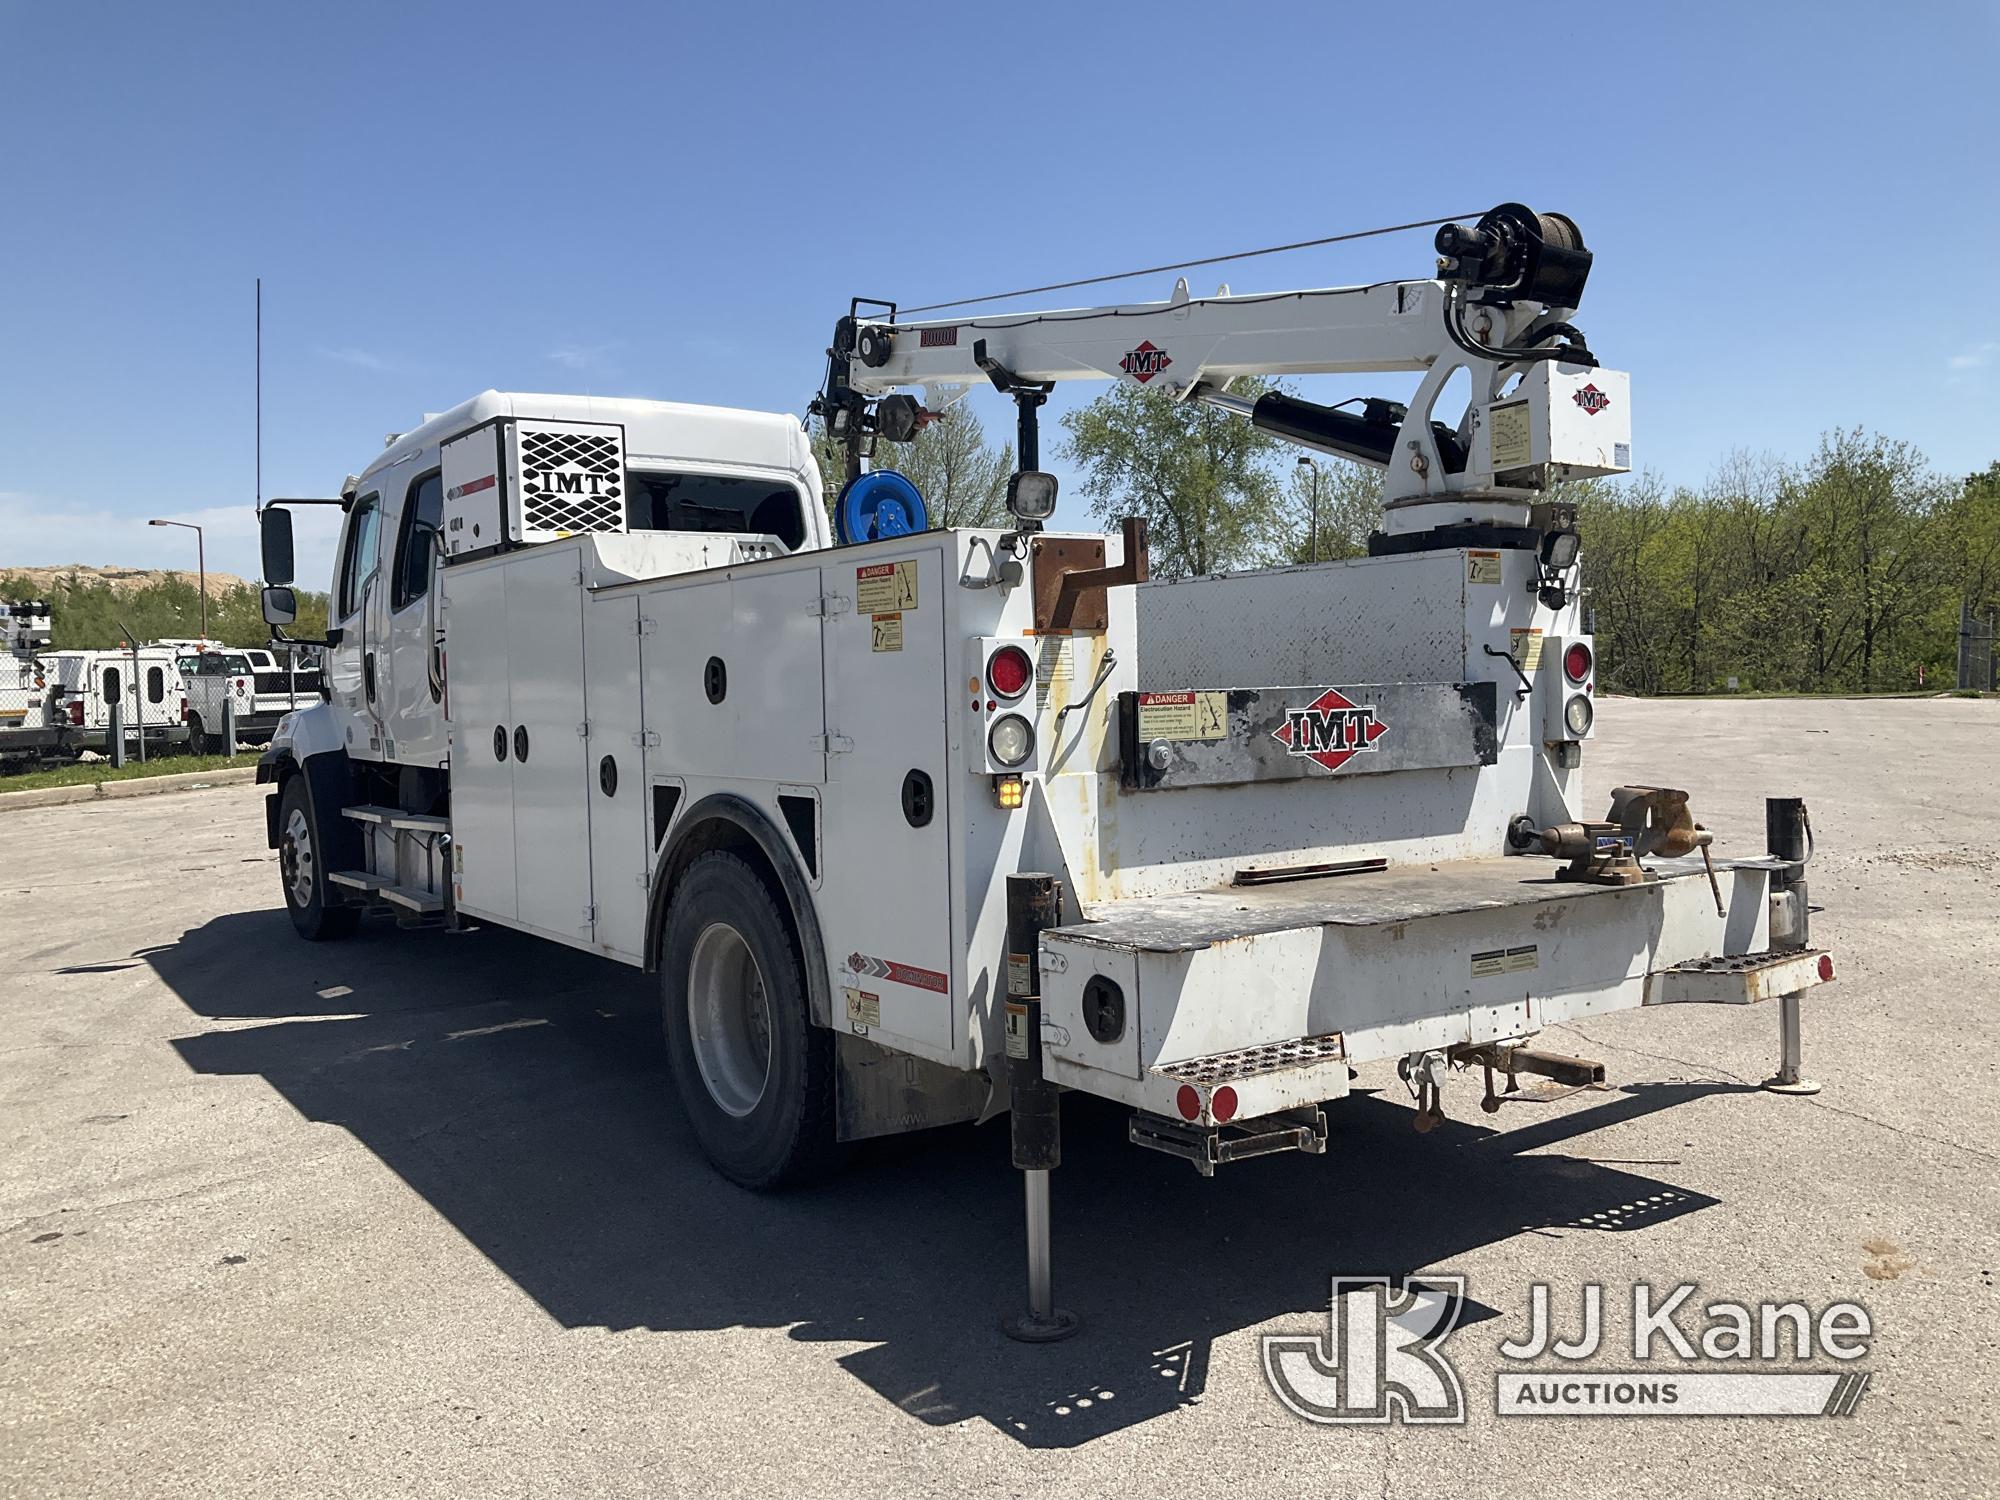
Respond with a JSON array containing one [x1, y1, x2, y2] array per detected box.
[[1647, 947, 1833, 1006], [1129, 1105, 1328, 1176]]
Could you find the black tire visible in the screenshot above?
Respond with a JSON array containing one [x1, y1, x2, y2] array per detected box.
[[277, 775, 360, 942], [189, 714, 213, 756], [659, 851, 837, 1188]]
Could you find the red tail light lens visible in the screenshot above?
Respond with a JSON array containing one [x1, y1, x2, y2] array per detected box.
[[1563, 642, 1594, 683], [180, 697, 189, 722], [986, 644, 1033, 700], [69, 700, 84, 726]]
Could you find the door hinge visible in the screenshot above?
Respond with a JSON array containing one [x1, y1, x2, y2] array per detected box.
[[581, 904, 596, 928], [576, 720, 591, 739], [633, 615, 658, 636], [636, 869, 651, 890], [812, 594, 852, 618], [814, 733, 855, 755], [632, 730, 661, 748]]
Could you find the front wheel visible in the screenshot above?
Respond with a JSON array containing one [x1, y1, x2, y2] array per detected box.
[[659, 851, 836, 1188], [278, 776, 359, 942]]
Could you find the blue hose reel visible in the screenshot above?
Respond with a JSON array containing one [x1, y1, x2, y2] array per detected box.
[[834, 470, 928, 545]]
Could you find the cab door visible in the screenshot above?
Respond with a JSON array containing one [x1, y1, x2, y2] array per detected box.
[[327, 488, 386, 758], [383, 466, 448, 766]]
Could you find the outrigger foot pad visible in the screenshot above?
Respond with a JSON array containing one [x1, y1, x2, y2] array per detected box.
[[1761, 1076, 1823, 1096], [1003, 1309, 1081, 1344]]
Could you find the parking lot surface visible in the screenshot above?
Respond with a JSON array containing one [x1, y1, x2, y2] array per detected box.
[[2, 696, 1995, 1498]]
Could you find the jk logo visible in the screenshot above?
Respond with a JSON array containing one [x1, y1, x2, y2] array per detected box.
[[1261, 1276, 1468, 1425]]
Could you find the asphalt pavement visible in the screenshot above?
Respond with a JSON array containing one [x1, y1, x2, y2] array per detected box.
[[1, 696, 1993, 1498]]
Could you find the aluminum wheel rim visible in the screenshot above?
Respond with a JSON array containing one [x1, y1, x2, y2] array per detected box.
[[686, 921, 773, 1119], [281, 805, 316, 909]]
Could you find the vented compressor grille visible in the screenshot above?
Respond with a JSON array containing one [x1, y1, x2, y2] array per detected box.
[[518, 427, 625, 535]]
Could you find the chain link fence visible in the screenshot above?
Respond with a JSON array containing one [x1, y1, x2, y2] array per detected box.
[[1959, 602, 1998, 693]]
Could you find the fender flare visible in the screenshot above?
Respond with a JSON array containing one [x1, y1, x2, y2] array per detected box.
[[257, 744, 361, 875], [646, 792, 832, 1028]]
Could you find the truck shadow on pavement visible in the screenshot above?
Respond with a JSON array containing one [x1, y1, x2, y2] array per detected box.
[[148, 910, 1728, 1450]]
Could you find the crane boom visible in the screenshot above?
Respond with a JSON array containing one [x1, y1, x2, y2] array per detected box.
[[818, 204, 1631, 531]]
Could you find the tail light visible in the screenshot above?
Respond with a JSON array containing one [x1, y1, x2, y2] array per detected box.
[[180, 697, 189, 723], [69, 700, 83, 726], [986, 644, 1033, 701], [1563, 641, 1594, 683]]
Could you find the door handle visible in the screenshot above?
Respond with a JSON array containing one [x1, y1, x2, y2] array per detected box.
[[363, 651, 378, 705]]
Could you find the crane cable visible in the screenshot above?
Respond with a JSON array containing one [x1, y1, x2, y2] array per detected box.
[[891, 212, 1483, 317]]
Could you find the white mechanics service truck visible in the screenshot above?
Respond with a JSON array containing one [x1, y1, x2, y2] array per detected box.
[[254, 205, 1831, 1338]]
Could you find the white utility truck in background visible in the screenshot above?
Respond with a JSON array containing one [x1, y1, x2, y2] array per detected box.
[[254, 205, 1831, 1338], [174, 645, 319, 753], [0, 601, 56, 765], [44, 645, 188, 755]]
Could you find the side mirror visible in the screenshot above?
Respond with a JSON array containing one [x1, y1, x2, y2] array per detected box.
[[260, 507, 296, 586], [260, 585, 298, 627]]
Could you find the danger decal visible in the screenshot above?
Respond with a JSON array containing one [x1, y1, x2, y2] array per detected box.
[[1119, 340, 1172, 384], [1572, 383, 1611, 416], [1271, 687, 1389, 772], [848, 951, 948, 994]]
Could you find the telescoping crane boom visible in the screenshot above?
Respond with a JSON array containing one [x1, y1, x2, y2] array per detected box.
[[817, 203, 1631, 539]]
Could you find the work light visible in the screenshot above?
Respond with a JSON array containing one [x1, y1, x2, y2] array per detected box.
[[1006, 471, 1058, 522]]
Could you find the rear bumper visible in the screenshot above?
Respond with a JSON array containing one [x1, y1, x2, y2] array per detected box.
[[1035, 854, 1830, 1123]]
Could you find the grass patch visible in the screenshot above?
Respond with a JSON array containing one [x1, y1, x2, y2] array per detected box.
[[2, 753, 252, 793]]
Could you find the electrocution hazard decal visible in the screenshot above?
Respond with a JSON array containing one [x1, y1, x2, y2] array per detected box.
[[855, 560, 918, 615], [1138, 691, 1227, 741]]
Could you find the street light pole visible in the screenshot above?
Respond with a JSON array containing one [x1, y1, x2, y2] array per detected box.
[[147, 519, 206, 640], [1295, 456, 1321, 564]]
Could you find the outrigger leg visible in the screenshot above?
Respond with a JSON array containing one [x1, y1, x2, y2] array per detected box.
[[1002, 873, 1080, 1342], [1761, 798, 1822, 1096]]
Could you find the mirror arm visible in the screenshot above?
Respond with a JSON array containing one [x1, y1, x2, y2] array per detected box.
[[269, 625, 343, 649]]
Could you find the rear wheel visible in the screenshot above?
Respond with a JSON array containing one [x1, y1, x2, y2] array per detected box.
[[660, 851, 836, 1188], [189, 714, 215, 756], [278, 776, 359, 942]]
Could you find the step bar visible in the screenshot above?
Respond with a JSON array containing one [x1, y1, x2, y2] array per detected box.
[[327, 868, 443, 914], [341, 804, 450, 834]]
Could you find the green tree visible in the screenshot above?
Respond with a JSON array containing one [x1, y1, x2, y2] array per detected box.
[[811, 401, 1015, 529], [1059, 377, 1291, 578], [1283, 457, 1382, 563], [0, 572, 328, 651]]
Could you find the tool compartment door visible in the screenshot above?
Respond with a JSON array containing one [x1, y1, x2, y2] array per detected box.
[[582, 592, 648, 960], [817, 545, 956, 1058], [444, 561, 516, 921], [504, 546, 594, 941]]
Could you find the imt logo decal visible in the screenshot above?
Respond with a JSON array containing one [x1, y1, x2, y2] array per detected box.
[[1572, 382, 1611, 416], [1119, 340, 1173, 384], [1263, 1277, 1468, 1425], [1273, 687, 1388, 772]]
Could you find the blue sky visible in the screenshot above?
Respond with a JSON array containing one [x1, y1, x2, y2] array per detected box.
[[3, 1, 1996, 586]]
